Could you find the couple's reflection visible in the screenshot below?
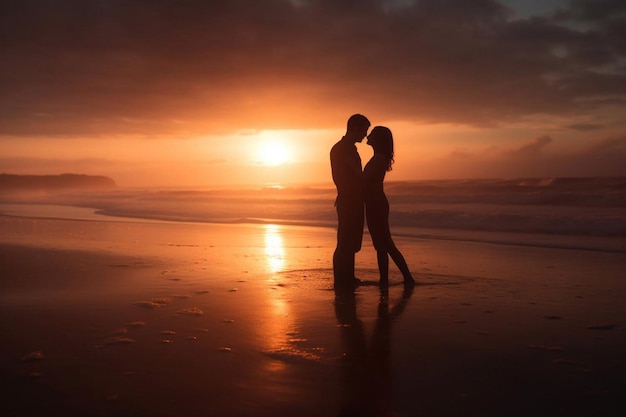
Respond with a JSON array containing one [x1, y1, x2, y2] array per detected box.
[[334, 285, 415, 417]]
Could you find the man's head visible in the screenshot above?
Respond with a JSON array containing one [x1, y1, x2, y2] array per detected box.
[[345, 114, 370, 143]]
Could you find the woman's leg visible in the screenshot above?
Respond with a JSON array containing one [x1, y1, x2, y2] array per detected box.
[[387, 240, 415, 284], [376, 249, 389, 286]]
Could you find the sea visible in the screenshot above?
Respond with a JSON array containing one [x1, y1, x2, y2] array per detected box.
[[1, 177, 625, 253]]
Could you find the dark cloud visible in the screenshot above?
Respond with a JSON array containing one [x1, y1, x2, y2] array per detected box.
[[555, 0, 626, 22], [0, 0, 625, 136]]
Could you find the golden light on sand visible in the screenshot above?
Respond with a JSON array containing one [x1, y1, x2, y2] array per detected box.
[[256, 131, 293, 166], [264, 224, 285, 273]]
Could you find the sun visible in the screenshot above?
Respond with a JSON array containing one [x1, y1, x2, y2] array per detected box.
[[259, 141, 290, 166], [256, 131, 293, 166]]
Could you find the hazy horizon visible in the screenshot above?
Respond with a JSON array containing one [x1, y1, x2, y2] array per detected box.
[[3, 170, 626, 190]]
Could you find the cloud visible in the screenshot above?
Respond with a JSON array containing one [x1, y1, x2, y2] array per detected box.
[[566, 122, 604, 131], [417, 134, 626, 179], [583, 135, 626, 154], [0, 0, 625, 137], [511, 135, 553, 157]]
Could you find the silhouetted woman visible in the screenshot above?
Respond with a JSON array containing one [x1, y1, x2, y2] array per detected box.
[[363, 126, 415, 287]]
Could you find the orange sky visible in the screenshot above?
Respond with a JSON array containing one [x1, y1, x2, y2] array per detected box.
[[1, 0, 625, 187]]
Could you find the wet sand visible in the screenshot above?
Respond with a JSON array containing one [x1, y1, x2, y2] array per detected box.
[[1, 214, 626, 416]]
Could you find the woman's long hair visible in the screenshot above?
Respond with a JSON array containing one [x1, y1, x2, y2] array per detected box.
[[370, 126, 394, 171]]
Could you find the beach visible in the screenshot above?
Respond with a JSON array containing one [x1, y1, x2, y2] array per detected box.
[[3, 0, 626, 414], [1, 206, 625, 417]]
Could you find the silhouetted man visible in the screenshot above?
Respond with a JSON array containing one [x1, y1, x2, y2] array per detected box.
[[330, 114, 370, 291]]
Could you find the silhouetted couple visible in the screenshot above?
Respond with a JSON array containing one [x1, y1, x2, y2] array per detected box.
[[331, 114, 415, 292]]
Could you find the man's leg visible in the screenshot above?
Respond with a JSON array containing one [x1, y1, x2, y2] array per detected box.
[[334, 249, 360, 292], [335, 202, 363, 291], [334, 246, 351, 289], [348, 252, 356, 281]]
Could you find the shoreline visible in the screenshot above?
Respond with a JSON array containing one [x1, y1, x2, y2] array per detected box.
[[1, 202, 624, 254]]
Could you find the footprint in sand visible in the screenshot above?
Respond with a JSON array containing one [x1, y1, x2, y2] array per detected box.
[[109, 327, 130, 336], [101, 336, 135, 346], [134, 298, 172, 309], [102, 321, 146, 348], [100, 321, 145, 347], [176, 307, 203, 316]]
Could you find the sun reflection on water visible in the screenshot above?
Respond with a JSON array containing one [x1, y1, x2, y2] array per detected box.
[[262, 224, 295, 372], [264, 224, 285, 273]]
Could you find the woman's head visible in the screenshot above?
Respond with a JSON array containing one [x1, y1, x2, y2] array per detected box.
[[367, 126, 394, 171]]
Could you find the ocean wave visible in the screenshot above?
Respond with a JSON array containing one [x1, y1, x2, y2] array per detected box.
[[2, 177, 625, 238]]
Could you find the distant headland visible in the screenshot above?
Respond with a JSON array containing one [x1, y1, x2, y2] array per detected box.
[[0, 174, 116, 191]]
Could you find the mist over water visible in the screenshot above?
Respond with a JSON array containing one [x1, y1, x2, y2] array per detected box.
[[2, 177, 625, 250]]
